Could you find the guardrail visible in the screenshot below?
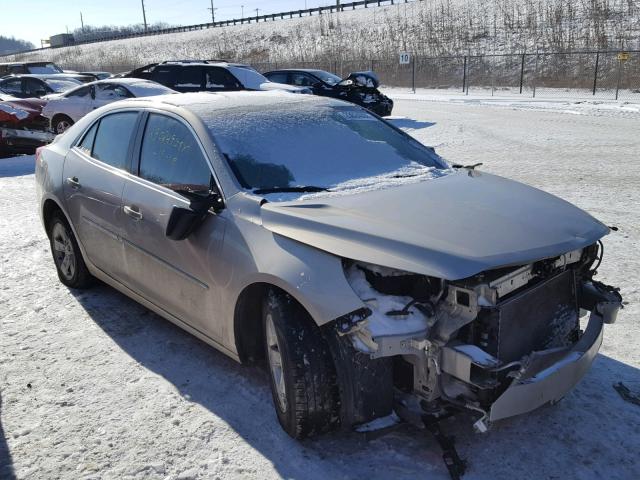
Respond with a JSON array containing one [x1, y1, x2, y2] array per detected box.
[[3, 0, 403, 57]]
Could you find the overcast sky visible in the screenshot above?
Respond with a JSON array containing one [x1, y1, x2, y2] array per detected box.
[[2, 0, 337, 47]]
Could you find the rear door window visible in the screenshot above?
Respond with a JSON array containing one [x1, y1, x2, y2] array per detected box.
[[151, 66, 179, 88], [174, 66, 203, 92], [91, 112, 139, 170], [0, 78, 23, 96], [138, 113, 211, 192]]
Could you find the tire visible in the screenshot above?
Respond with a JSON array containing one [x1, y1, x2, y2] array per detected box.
[[53, 115, 74, 134], [263, 290, 339, 439], [48, 211, 93, 289]]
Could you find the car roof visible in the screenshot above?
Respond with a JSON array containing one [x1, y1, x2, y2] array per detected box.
[[93, 78, 156, 85], [117, 90, 347, 112], [1, 74, 81, 79], [153, 61, 250, 68], [0, 61, 56, 66], [266, 69, 327, 73]]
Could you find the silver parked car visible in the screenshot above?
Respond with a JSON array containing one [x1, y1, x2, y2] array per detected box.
[[35, 91, 622, 442], [42, 78, 177, 134]]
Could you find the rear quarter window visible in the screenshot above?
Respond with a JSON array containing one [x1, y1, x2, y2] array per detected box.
[[91, 112, 139, 170]]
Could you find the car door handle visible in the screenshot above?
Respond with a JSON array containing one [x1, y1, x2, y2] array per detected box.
[[66, 176, 81, 188], [123, 205, 143, 220]]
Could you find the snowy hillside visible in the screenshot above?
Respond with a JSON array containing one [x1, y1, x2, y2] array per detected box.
[[3, 0, 639, 73]]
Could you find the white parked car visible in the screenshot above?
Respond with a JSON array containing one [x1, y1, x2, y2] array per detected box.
[[42, 78, 177, 134]]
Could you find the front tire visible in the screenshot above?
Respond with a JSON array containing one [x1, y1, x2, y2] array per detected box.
[[263, 291, 339, 439], [48, 211, 93, 289], [53, 115, 74, 134]]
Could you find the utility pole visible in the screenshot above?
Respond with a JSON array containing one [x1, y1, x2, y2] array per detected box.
[[208, 0, 217, 23], [80, 11, 85, 32], [141, 0, 148, 32]]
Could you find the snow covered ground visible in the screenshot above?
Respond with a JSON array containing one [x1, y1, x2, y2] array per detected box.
[[1, 96, 639, 480]]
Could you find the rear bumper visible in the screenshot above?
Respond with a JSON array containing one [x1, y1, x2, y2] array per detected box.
[[488, 313, 603, 421]]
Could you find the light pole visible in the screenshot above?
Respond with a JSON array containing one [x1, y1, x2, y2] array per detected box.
[[241, 5, 244, 18], [141, 0, 148, 32], [208, 0, 217, 23], [255, 8, 260, 20]]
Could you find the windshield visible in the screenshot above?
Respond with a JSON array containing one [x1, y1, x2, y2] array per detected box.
[[311, 70, 342, 85], [44, 78, 82, 93], [128, 81, 176, 96], [27, 63, 64, 74], [227, 65, 268, 89], [204, 103, 446, 192]]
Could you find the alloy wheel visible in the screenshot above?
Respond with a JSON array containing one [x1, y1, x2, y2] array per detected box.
[[51, 222, 76, 281], [266, 313, 287, 412]]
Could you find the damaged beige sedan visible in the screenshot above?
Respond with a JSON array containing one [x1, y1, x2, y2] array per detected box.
[[35, 92, 622, 470]]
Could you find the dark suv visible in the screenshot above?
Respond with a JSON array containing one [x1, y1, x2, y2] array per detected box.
[[123, 61, 308, 94], [0, 62, 66, 76]]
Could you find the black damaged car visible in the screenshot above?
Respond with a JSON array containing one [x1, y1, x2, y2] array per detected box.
[[263, 69, 393, 116]]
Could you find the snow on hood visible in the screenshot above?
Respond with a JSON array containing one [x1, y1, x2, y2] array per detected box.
[[0, 99, 46, 124], [0, 103, 30, 121], [260, 171, 609, 280], [259, 81, 308, 93]]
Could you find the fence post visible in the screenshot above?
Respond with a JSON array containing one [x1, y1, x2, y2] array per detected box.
[[462, 55, 467, 92], [615, 56, 622, 100], [532, 50, 539, 98], [412, 55, 416, 93], [519, 53, 525, 94], [592, 51, 599, 96]]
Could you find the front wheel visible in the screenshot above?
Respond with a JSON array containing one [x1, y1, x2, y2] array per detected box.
[[53, 115, 74, 134], [263, 291, 339, 439], [48, 211, 93, 289]]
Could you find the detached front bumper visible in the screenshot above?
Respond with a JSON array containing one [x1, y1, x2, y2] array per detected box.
[[0, 127, 54, 149], [488, 313, 603, 421]]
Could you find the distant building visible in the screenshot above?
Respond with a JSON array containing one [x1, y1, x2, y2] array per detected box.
[[49, 34, 75, 48]]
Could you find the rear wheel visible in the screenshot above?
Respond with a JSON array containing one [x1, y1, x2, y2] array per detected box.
[[263, 291, 339, 438], [48, 211, 93, 289], [53, 115, 74, 134]]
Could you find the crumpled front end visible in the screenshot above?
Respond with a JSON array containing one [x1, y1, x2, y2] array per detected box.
[[0, 99, 53, 152], [335, 70, 393, 116], [337, 242, 622, 430]]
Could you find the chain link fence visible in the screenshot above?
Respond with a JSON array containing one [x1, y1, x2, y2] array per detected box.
[[57, 50, 640, 101], [252, 50, 640, 101]]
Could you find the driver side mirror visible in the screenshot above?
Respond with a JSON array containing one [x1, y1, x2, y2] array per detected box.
[[165, 190, 224, 241]]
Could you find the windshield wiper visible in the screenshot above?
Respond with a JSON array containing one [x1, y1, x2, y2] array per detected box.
[[252, 186, 329, 195]]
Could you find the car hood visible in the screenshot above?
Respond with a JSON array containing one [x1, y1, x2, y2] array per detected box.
[[0, 98, 46, 125], [259, 171, 609, 280], [339, 71, 380, 88], [259, 81, 307, 93]]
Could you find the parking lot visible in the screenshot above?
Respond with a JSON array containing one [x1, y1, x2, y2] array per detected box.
[[1, 95, 639, 480]]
